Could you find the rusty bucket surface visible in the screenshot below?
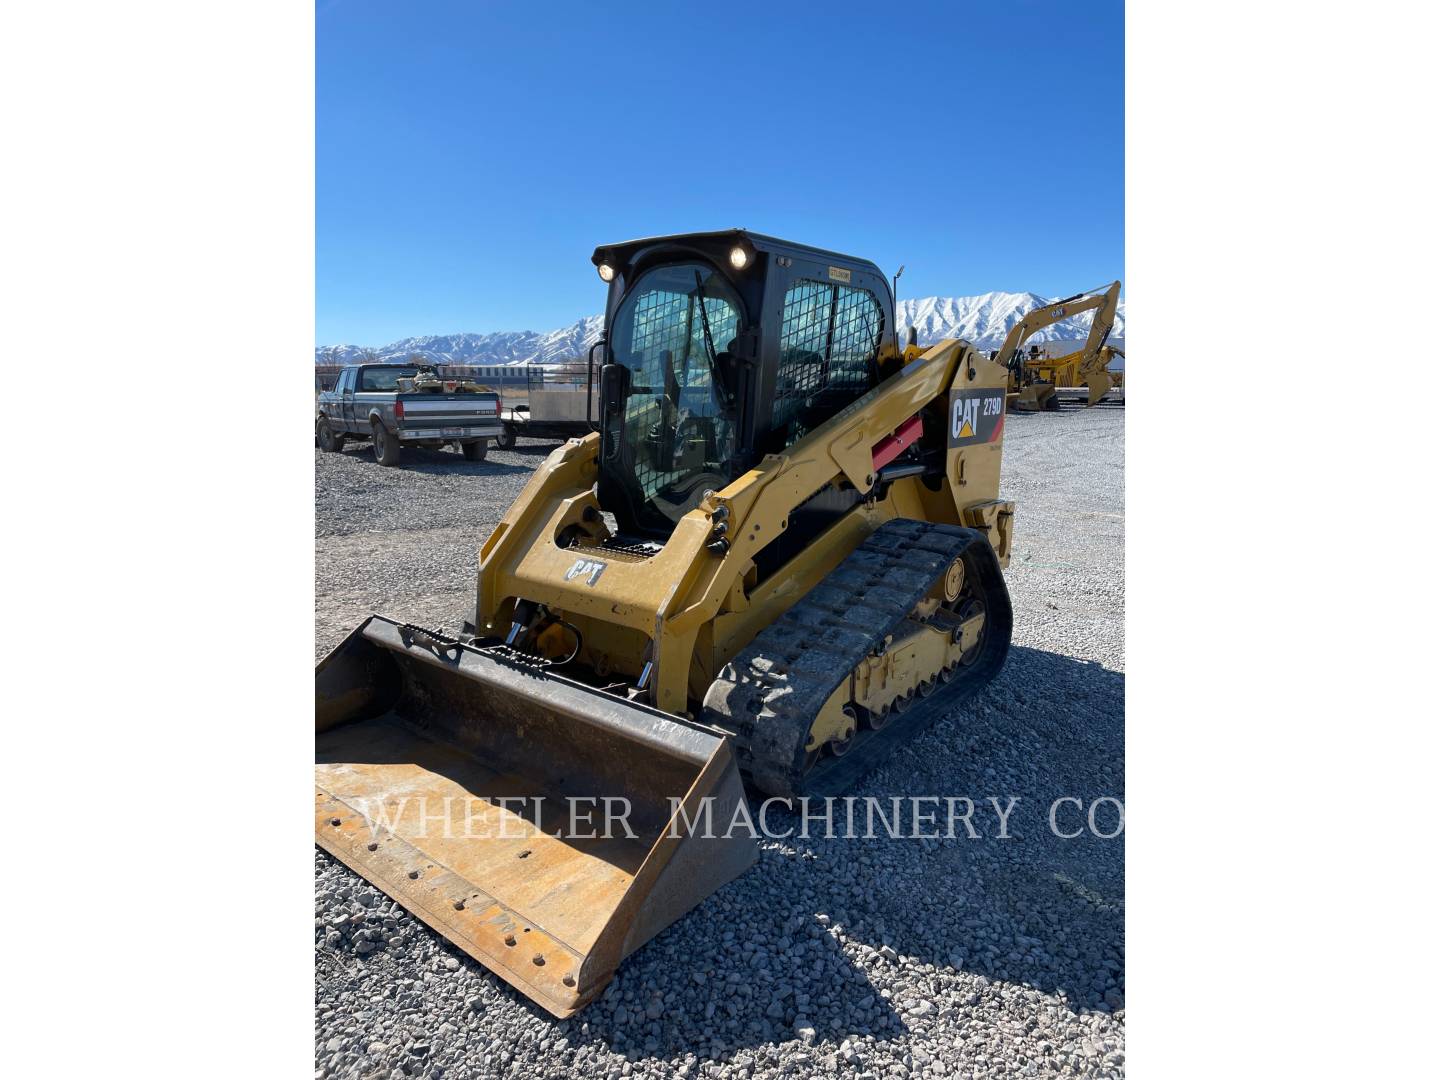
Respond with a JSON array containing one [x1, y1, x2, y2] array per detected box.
[[315, 615, 756, 1017]]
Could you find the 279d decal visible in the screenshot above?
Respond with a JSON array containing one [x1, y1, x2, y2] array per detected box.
[[948, 388, 1007, 447]]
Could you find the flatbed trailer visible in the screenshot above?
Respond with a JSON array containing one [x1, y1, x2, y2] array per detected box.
[[494, 405, 595, 447], [494, 360, 598, 447]]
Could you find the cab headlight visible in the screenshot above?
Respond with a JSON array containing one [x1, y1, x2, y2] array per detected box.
[[597, 263, 616, 283], [728, 246, 750, 270]]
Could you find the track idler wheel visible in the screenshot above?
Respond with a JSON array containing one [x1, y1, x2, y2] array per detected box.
[[953, 597, 988, 667], [863, 701, 892, 731], [827, 706, 858, 757]]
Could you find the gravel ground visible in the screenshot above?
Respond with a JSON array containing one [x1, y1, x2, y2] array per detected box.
[[315, 408, 1125, 1079]]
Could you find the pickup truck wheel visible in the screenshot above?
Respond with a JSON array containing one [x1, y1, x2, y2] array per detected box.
[[316, 418, 343, 452], [371, 422, 403, 466], [494, 427, 516, 450], [462, 439, 488, 462]]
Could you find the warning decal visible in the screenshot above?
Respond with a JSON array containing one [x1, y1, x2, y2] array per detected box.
[[948, 388, 1007, 447]]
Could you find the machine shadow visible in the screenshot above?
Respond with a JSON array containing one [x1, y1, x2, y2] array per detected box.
[[462, 880, 910, 1062], [796, 645, 1125, 1016], [462, 645, 1123, 1060], [325, 646, 1120, 1060]]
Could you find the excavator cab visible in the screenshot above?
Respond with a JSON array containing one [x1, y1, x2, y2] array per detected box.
[[592, 231, 898, 537]]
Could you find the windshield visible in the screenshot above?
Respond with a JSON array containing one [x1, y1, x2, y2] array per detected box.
[[607, 262, 743, 530], [359, 367, 419, 392]]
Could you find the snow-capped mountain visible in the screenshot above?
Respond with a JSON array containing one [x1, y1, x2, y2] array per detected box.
[[315, 315, 604, 368], [315, 293, 1121, 366], [899, 291, 1125, 349]]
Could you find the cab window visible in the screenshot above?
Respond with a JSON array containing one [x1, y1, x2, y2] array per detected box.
[[772, 280, 883, 444], [606, 262, 743, 529], [360, 367, 419, 392]]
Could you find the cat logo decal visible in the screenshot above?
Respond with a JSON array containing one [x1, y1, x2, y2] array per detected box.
[[949, 389, 1007, 447], [564, 557, 608, 587]]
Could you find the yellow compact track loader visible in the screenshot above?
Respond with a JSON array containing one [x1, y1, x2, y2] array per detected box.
[[996, 281, 1122, 411], [317, 231, 1019, 1016]]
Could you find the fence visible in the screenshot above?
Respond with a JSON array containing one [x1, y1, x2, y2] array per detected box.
[[312, 360, 595, 404]]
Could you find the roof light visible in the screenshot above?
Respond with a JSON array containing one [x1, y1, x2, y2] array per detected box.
[[597, 263, 615, 282], [728, 245, 750, 270]]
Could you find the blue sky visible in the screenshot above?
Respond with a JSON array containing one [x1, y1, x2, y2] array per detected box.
[[317, 0, 1123, 345]]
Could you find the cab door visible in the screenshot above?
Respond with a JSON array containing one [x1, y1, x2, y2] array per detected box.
[[339, 368, 358, 431], [322, 368, 345, 430]]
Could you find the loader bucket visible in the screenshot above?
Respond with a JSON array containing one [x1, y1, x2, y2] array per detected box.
[[1085, 370, 1113, 407], [315, 615, 757, 1017], [1010, 384, 1054, 413]]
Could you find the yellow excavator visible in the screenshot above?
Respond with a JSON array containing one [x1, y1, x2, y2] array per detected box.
[[317, 231, 1019, 1016], [994, 281, 1123, 411]]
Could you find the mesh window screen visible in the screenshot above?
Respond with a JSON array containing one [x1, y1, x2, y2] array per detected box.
[[773, 280, 882, 443], [620, 288, 739, 505]]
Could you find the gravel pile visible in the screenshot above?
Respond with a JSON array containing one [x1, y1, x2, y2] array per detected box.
[[315, 410, 1125, 1079]]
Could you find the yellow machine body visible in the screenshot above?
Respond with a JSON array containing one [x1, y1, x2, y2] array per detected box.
[[995, 281, 1123, 411], [316, 231, 1033, 1015], [474, 337, 1012, 717]]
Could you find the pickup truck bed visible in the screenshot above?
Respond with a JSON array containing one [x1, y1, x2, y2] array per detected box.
[[394, 394, 502, 440], [317, 364, 504, 466]]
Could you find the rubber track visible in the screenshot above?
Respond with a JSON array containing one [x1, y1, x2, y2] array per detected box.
[[701, 518, 1013, 798]]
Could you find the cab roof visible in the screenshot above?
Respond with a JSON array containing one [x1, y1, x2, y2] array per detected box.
[[591, 229, 887, 279]]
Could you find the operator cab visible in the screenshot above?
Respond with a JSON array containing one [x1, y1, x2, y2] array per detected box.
[[592, 230, 897, 539]]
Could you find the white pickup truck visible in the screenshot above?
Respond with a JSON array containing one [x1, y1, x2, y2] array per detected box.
[[316, 364, 504, 466]]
